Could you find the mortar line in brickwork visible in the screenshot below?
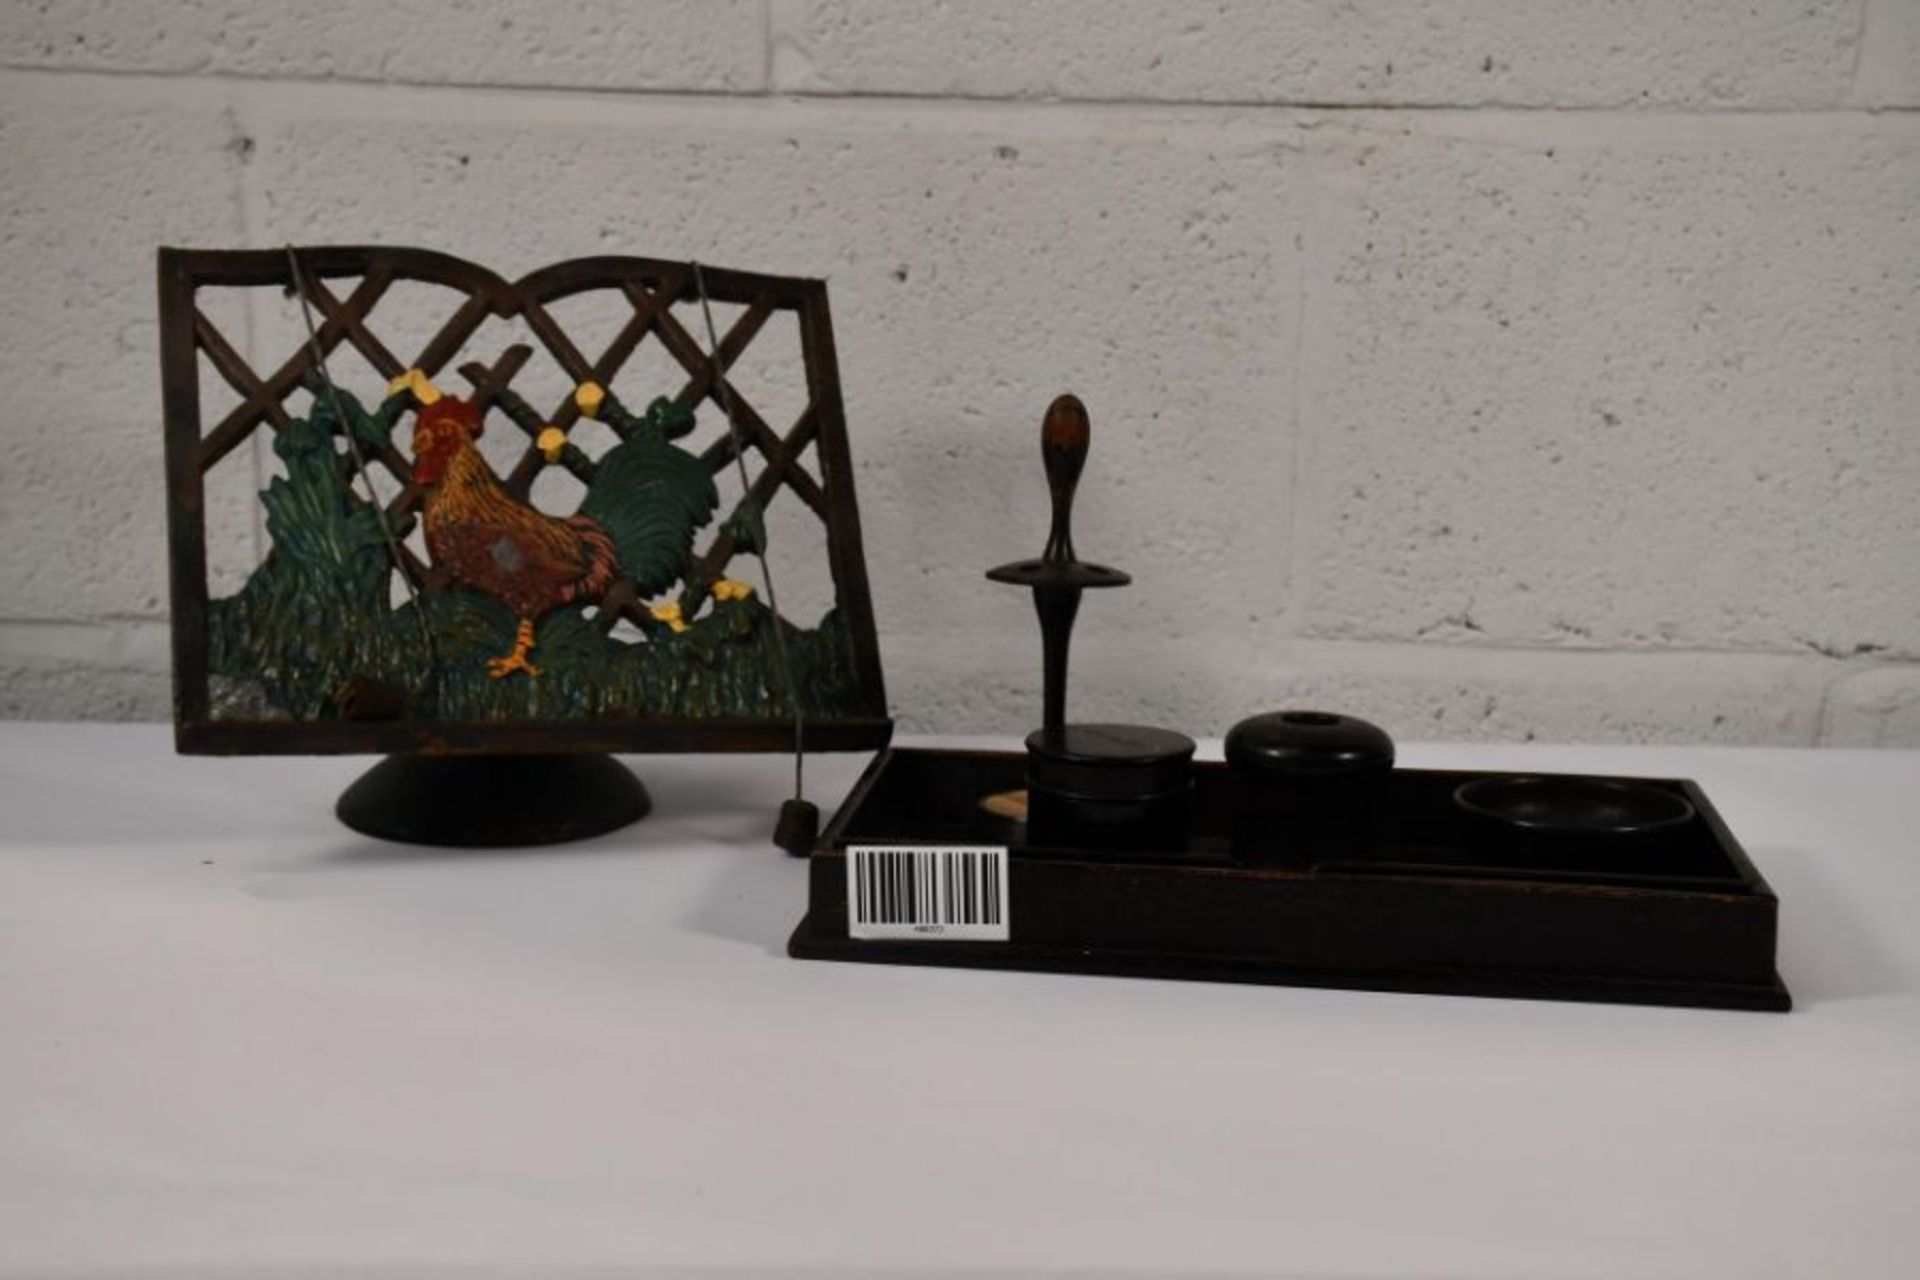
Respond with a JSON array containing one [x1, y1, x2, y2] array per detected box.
[[216, 100, 269, 571], [872, 628, 1918, 667], [0, 619, 171, 663], [2, 62, 1915, 119], [761, 0, 777, 96], [1290, 640, 1920, 664], [0, 618, 171, 631], [755, 88, 1920, 117], [1814, 672, 1841, 745], [1280, 238, 1308, 636], [1847, 0, 1872, 100]]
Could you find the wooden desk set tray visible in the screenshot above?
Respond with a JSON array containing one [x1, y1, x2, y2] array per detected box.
[[789, 397, 1788, 1013], [787, 745, 1788, 1012]]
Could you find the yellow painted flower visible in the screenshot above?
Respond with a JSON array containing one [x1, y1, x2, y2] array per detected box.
[[711, 579, 755, 602], [649, 601, 689, 634], [536, 426, 568, 463], [574, 381, 606, 417], [405, 367, 443, 406]]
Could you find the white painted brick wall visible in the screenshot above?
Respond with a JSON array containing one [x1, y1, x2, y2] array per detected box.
[[2, 1, 1917, 746], [775, 1, 1867, 108]]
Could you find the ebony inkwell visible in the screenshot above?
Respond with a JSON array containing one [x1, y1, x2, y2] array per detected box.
[[984, 395, 1196, 850]]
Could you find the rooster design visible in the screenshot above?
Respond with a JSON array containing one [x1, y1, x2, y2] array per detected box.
[[395, 368, 732, 677]]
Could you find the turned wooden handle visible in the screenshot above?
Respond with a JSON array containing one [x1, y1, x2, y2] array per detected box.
[[1041, 393, 1089, 563]]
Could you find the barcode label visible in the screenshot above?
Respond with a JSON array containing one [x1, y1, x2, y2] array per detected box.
[[846, 845, 1010, 941]]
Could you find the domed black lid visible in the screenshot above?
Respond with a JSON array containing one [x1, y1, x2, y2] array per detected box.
[[1224, 710, 1395, 776]]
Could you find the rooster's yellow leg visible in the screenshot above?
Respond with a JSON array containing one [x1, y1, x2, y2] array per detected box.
[[486, 619, 541, 678]]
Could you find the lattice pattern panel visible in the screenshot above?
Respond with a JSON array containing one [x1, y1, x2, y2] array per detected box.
[[160, 247, 889, 755]]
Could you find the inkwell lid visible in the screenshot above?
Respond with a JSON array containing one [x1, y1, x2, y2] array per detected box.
[[1026, 722, 1196, 801], [1225, 710, 1395, 776]]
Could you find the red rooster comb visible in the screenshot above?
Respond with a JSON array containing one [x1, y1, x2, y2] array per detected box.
[[417, 395, 484, 440], [410, 394, 485, 486]]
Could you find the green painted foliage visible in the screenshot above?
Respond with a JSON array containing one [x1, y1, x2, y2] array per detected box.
[[207, 390, 861, 724], [579, 397, 720, 597]]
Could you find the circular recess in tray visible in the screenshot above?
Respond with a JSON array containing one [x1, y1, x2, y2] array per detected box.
[[1452, 776, 1695, 838]]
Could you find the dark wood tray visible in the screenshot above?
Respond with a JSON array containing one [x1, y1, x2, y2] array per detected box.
[[788, 747, 1789, 1011]]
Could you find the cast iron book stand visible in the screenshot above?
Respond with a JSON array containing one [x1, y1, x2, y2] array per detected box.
[[160, 247, 890, 845]]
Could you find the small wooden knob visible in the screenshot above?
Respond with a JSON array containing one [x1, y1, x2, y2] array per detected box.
[[1041, 394, 1089, 563], [1043, 392, 1090, 454]]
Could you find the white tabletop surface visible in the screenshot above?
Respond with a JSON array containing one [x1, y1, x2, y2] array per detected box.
[[2, 723, 1918, 1278]]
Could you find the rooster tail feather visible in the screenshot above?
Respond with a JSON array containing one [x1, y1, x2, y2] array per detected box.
[[577, 431, 720, 599], [561, 516, 620, 605]]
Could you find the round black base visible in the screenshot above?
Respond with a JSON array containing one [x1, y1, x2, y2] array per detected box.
[[335, 753, 650, 847]]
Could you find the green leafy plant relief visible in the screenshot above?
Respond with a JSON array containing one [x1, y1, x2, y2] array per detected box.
[[579, 399, 720, 598]]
